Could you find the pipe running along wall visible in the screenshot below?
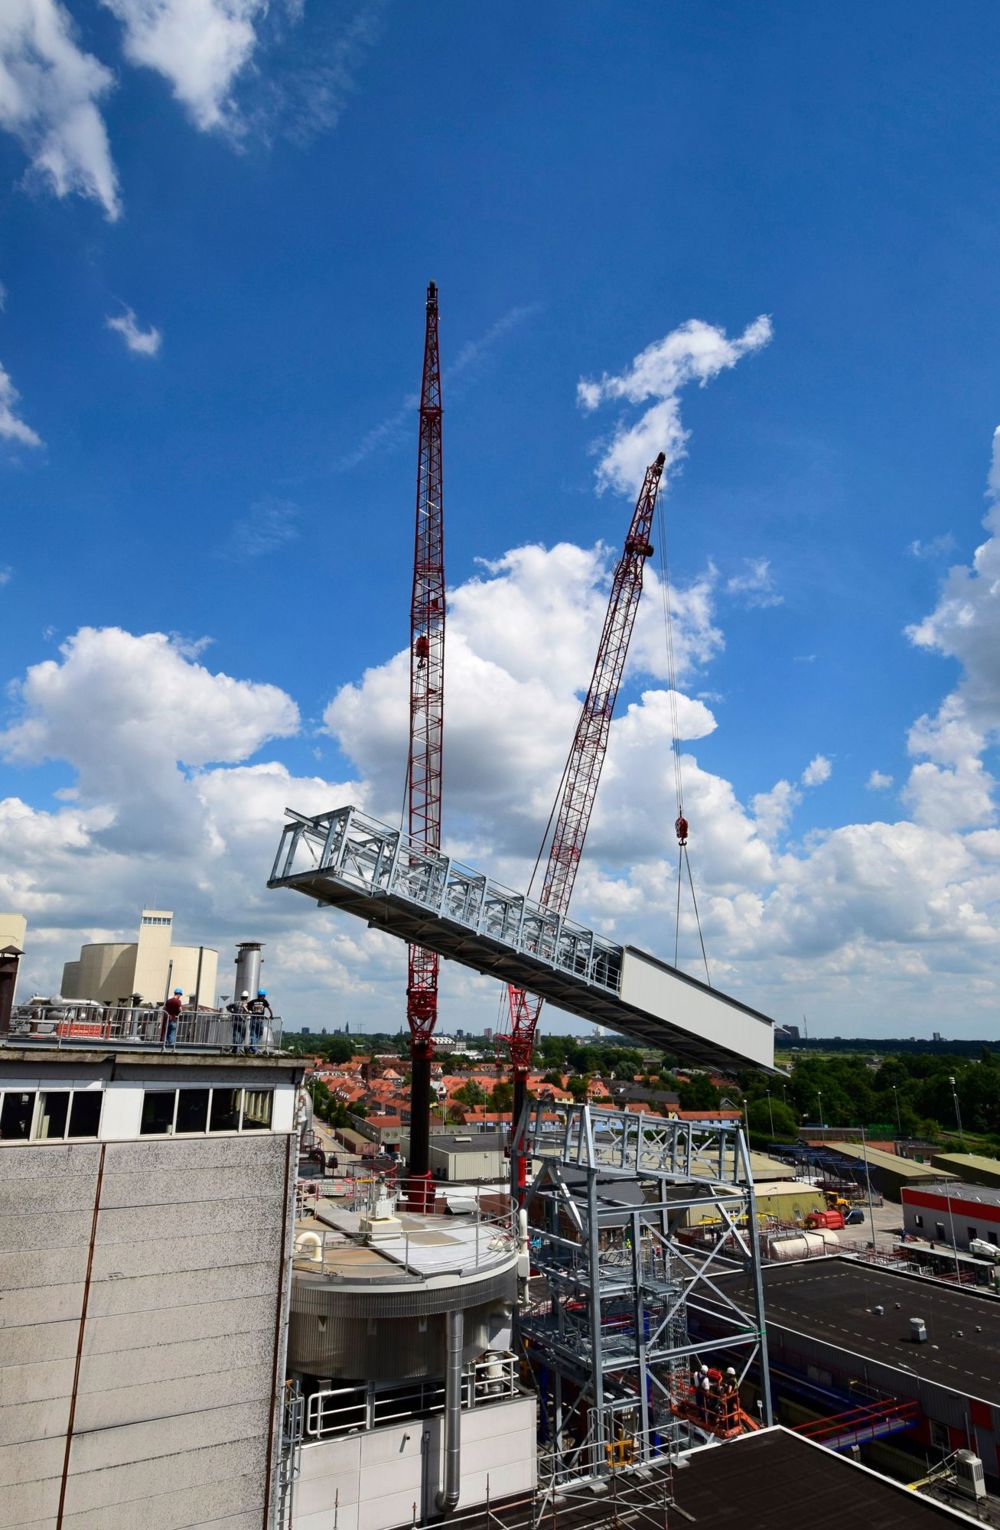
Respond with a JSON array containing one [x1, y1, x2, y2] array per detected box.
[[436, 1307, 464, 1513]]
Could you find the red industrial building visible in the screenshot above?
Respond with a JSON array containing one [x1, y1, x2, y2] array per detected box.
[[902, 1182, 1000, 1250]]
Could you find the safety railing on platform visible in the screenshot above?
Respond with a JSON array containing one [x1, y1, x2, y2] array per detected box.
[[7, 1003, 284, 1055], [293, 1196, 518, 1279], [270, 804, 625, 996], [303, 1355, 520, 1441], [793, 1395, 920, 1448]]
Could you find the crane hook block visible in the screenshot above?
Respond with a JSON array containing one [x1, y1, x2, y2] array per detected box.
[[414, 635, 430, 660], [675, 815, 689, 846]]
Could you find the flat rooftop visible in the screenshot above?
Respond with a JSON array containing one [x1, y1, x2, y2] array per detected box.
[[733, 1257, 1000, 1405], [823, 1142, 959, 1179], [448, 1427, 981, 1528], [931, 1152, 1000, 1181], [431, 1132, 506, 1152], [906, 1181, 1000, 1208]]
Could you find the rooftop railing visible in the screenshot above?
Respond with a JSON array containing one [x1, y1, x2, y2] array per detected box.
[[6, 1003, 284, 1055]]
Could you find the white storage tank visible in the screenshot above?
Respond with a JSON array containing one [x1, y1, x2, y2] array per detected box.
[[767, 1232, 827, 1261]]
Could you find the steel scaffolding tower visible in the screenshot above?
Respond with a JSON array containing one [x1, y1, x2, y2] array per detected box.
[[516, 1102, 773, 1483]]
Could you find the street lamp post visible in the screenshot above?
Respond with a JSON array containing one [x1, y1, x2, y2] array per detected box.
[[948, 1076, 965, 1150], [892, 1084, 902, 1138], [945, 1182, 962, 1284], [817, 1090, 824, 1132], [859, 1122, 877, 1249], [766, 1089, 775, 1137]]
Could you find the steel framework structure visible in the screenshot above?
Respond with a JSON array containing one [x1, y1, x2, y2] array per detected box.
[[498, 454, 666, 1151], [516, 1102, 772, 1484], [268, 804, 775, 1071], [406, 280, 445, 1200]]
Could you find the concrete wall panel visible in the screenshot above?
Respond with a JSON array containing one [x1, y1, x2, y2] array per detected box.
[[0, 1473, 60, 1528], [104, 1134, 289, 1173], [85, 1258, 279, 1318], [73, 1363, 273, 1435], [99, 1163, 285, 1207], [0, 1111, 294, 1530], [0, 1395, 75, 1448], [90, 1228, 272, 1281], [0, 1356, 77, 1407], [0, 1318, 80, 1368], [0, 1246, 89, 1292], [60, 1436, 265, 1515], [0, 1282, 86, 1330], [0, 1142, 101, 1178], [83, 1294, 275, 1354], [0, 1432, 66, 1484], [0, 1212, 94, 1254], [94, 1198, 284, 1248]]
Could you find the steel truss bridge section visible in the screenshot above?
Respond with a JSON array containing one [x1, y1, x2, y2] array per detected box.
[[516, 1102, 773, 1484], [268, 806, 774, 1072]]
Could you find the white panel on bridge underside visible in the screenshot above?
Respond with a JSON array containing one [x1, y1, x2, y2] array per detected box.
[[618, 948, 774, 1071]]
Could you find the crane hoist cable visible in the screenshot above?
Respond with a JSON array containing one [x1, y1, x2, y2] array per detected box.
[[654, 498, 711, 988]]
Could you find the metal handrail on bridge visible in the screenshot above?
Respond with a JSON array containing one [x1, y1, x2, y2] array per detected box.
[[270, 805, 624, 996]]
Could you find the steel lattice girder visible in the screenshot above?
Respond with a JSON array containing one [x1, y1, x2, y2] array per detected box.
[[269, 806, 775, 1073]]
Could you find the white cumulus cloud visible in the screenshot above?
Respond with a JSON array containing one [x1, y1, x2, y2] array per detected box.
[[0, 0, 120, 219], [1, 627, 300, 854], [0, 361, 41, 446], [578, 314, 772, 496], [106, 305, 162, 356], [101, 0, 267, 133], [801, 754, 832, 787], [867, 770, 893, 791], [726, 556, 783, 609]]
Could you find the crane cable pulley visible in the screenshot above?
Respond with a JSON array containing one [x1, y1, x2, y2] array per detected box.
[[654, 499, 711, 987]]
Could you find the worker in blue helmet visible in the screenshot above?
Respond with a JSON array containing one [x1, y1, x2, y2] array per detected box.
[[162, 987, 183, 1050], [247, 989, 273, 1054]]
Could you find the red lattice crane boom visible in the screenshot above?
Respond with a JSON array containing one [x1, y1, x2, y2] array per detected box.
[[406, 281, 444, 1207], [501, 451, 667, 1188]]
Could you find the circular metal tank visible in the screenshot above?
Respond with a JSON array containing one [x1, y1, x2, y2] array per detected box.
[[289, 1205, 518, 1382]]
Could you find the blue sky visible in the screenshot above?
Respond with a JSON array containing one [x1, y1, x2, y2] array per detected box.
[[2, 1, 999, 1037]]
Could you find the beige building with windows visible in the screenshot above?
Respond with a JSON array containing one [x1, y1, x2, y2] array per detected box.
[[61, 909, 218, 1007]]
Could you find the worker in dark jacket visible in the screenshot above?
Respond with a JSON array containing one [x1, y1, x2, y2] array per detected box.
[[247, 990, 273, 1054]]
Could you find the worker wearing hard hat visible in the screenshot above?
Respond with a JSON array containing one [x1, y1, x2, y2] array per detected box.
[[162, 987, 183, 1050], [247, 989, 273, 1054]]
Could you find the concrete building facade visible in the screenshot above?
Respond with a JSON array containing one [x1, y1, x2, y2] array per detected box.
[[902, 1182, 1000, 1250], [61, 909, 218, 1008], [0, 1045, 303, 1530]]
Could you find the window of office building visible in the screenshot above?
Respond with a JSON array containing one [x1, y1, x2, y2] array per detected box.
[[139, 1086, 274, 1136], [0, 1089, 103, 1142]]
